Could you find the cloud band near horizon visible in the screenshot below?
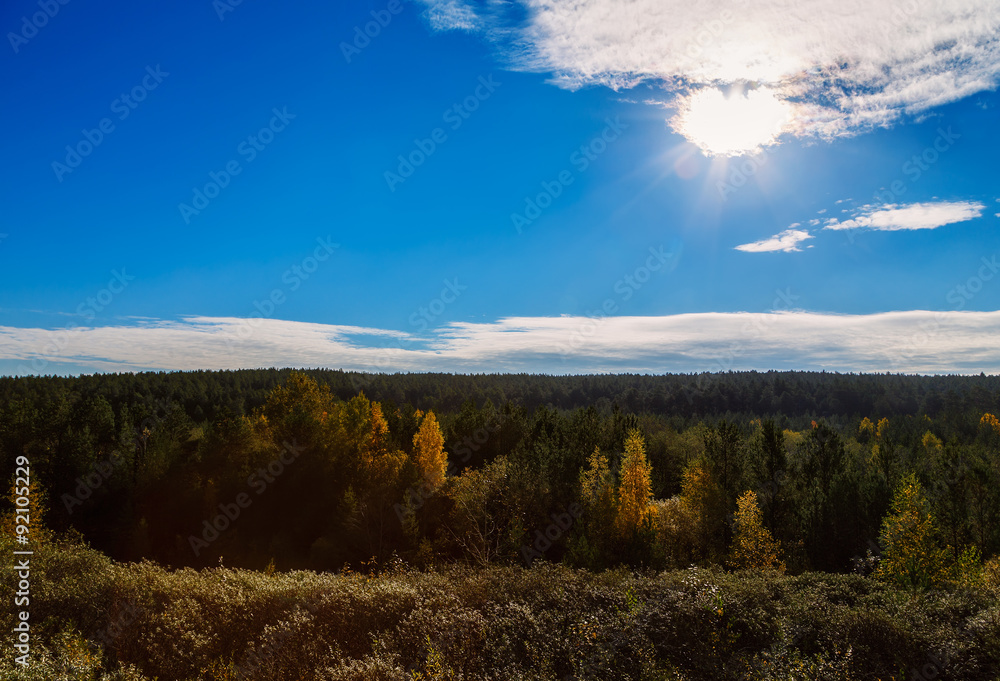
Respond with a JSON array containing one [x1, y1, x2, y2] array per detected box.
[[2, 310, 999, 377]]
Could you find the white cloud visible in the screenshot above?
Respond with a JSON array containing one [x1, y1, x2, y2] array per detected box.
[[421, 0, 483, 31], [735, 228, 813, 253], [418, 0, 1000, 150], [4, 310, 1000, 376], [824, 200, 985, 231]]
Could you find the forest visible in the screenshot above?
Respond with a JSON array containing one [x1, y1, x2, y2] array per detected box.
[[1, 369, 999, 679]]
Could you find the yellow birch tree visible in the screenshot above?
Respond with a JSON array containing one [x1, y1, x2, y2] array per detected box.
[[615, 430, 655, 538], [412, 410, 447, 489], [728, 490, 785, 572]]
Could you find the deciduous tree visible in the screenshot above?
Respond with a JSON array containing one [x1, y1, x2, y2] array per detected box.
[[412, 410, 447, 490], [875, 473, 948, 591], [728, 490, 785, 572], [615, 430, 655, 539]]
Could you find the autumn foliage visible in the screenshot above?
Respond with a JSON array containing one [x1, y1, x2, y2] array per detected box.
[[728, 490, 785, 573], [615, 429, 656, 538], [411, 410, 447, 489], [874, 473, 949, 590]]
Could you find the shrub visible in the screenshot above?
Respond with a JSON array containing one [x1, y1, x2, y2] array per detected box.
[[3, 536, 999, 680]]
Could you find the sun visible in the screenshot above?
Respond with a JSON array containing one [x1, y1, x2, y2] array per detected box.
[[675, 87, 792, 157]]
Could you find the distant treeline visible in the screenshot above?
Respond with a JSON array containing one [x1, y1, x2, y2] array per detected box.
[[1, 368, 998, 425]]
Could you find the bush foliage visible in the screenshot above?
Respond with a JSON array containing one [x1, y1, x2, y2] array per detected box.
[[1, 537, 998, 680]]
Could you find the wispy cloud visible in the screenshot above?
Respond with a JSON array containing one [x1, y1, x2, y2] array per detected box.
[[422, 0, 483, 32], [746, 199, 989, 253], [735, 228, 813, 253], [824, 200, 986, 231], [417, 0, 1000, 150], [3, 311, 1000, 376]]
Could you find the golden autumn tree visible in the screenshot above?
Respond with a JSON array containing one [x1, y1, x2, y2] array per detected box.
[[875, 473, 948, 591], [858, 416, 874, 437], [728, 490, 785, 572], [980, 413, 1000, 439], [412, 410, 447, 490], [615, 430, 655, 539], [0, 476, 51, 551], [921, 431, 943, 456], [982, 555, 1000, 594]]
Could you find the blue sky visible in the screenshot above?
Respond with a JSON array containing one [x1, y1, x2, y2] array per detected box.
[[1, 0, 999, 376]]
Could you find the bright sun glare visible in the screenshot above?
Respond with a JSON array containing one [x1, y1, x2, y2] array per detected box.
[[676, 87, 792, 157]]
